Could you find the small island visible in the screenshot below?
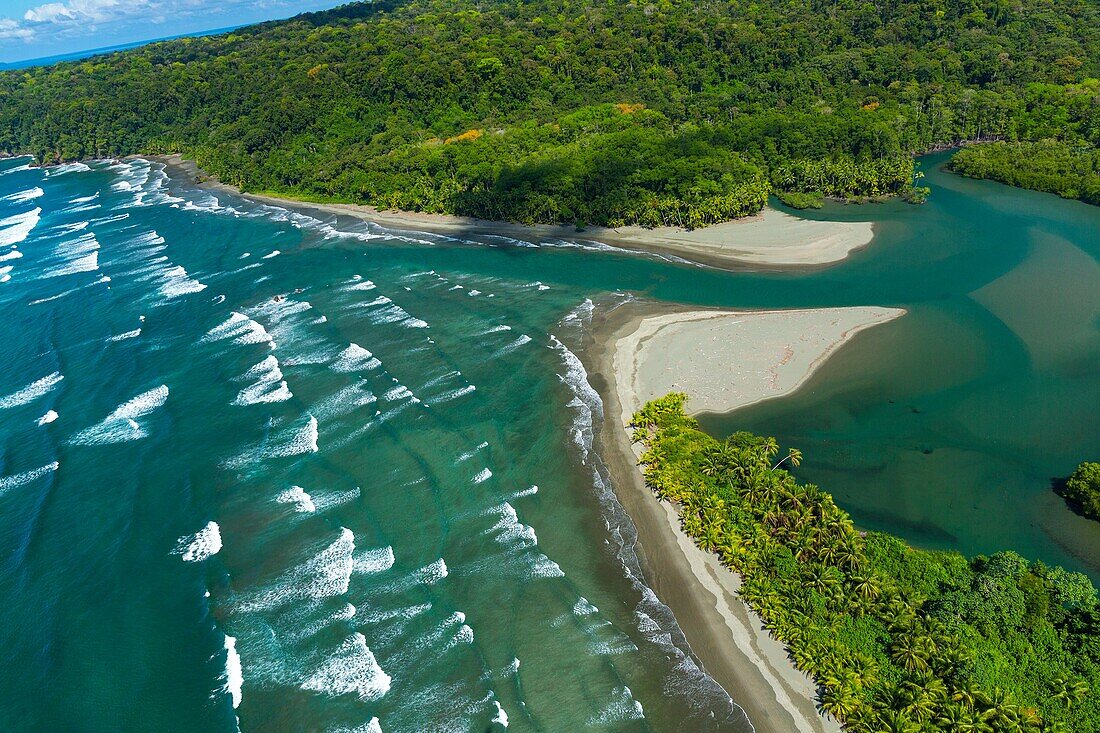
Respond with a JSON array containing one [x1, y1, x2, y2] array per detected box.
[[1058, 462, 1100, 523]]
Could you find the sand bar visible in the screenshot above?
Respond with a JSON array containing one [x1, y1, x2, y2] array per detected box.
[[156, 155, 875, 270], [585, 303, 904, 733], [616, 307, 906, 416]]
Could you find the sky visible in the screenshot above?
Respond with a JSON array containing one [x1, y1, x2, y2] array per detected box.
[[0, 0, 341, 63]]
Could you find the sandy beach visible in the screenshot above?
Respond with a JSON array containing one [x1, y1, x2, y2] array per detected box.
[[584, 302, 904, 733], [156, 155, 875, 270]]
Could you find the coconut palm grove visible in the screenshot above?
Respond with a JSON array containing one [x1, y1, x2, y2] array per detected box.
[[632, 394, 1099, 733]]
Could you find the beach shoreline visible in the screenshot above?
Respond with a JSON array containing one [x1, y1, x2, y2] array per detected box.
[[580, 301, 905, 733], [152, 154, 876, 270]]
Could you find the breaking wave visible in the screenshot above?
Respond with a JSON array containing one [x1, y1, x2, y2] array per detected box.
[[174, 521, 223, 562], [0, 371, 63, 410]]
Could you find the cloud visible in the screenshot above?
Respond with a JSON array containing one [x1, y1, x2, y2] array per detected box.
[[0, 18, 35, 39], [22, 0, 150, 26], [2, 0, 296, 45]]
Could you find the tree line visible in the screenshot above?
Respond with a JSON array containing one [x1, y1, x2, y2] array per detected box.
[[950, 139, 1100, 205]]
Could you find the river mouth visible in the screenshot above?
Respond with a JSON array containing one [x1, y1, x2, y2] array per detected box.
[[699, 154, 1100, 580]]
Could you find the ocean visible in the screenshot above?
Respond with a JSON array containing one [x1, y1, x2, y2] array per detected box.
[[0, 157, 742, 732], [1, 151, 1098, 732]]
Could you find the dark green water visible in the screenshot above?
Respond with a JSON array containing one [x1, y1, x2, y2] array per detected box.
[[0, 151, 1097, 733]]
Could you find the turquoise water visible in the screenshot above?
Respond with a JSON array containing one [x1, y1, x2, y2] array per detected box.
[[0, 158, 742, 732], [0, 152, 1097, 732]]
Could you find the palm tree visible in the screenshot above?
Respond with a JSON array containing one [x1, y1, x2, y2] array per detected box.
[[878, 708, 920, 733], [952, 681, 983, 709], [904, 691, 936, 723], [819, 684, 859, 721], [698, 522, 723, 552], [1051, 677, 1089, 707], [850, 574, 881, 601], [890, 636, 930, 674], [923, 676, 948, 703], [772, 447, 803, 470]]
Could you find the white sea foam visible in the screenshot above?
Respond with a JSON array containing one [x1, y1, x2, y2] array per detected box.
[[107, 328, 142, 342], [233, 355, 291, 405], [588, 686, 644, 726], [550, 335, 603, 461], [282, 602, 358, 646], [454, 442, 489, 464], [358, 601, 432, 627], [0, 162, 33, 175], [262, 250, 281, 259], [61, 203, 99, 214], [36, 410, 58, 426], [353, 545, 395, 575], [312, 382, 377, 420], [0, 248, 22, 262], [509, 485, 538, 499], [276, 415, 319, 456], [0, 461, 59, 496], [0, 208, 41, 247], [175, 521, 222, 562], [494, 334, 532, 356], [418, 558, 448, 585], [0, 372, 64, 409], [310, 487, 361, 514], [382, 385, 420, 407], [357, 298, 429, 329], [472, 468, 492, 484], [236, 527, 355, 612], [223, 635, 243, 709], [40, 232, 99, 279], [110, 385, 169, 420], [330, 343, 381, 373], [1, 186, 43, 203], [430, 384, 476, 404], [446, 622, 474, 650], [42, 251, 98, 278], [203, 312, 274, 349], [46, 162, 91, 176], [483, 324, 511, 334], [0, 264, 12, 282], [492, 701, 509, 727], [346, 279, 376, 291], [483, 502, 536, 548], [562, 297, 595, 326], [69, 384, 168, 445], [301, 632, 391, 701], [89, 212, 129, 226], [228, 415, 318, 468], [160, 265, 207, 298], [330, 718, 383, 733], [276, 485, 316, 513], [51, 220, 90, 236]]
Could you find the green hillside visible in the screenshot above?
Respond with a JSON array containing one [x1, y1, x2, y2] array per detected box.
[[1, 0, 1097, 225]]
